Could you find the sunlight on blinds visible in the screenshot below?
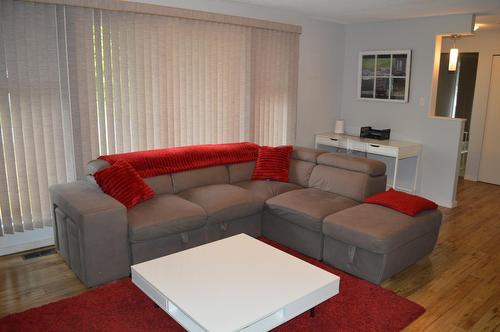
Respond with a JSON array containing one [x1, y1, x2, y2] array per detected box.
[[0, 0, 75, 235], [0, 0, 299, 235]]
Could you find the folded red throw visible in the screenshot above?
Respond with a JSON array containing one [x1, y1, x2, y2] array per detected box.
[[364, 188, 438, 217], [99, 142, 260, 178]]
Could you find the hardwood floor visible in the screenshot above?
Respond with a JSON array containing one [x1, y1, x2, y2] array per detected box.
[[383, 180, 500, 331], [1, 180, 499, 331]]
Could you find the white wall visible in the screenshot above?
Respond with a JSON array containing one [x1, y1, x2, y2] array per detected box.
[[442, 30, 500, 181], [127, 0, 346, 147], [339, 15, 474, 207]]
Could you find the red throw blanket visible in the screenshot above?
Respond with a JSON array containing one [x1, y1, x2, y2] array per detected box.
[[98, 142, 260, 178]]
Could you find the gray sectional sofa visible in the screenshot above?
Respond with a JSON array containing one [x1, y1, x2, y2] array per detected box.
[[49, 146, 441, 287]]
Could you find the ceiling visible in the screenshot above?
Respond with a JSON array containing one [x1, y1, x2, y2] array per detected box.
[[229, 0, 500, 29]]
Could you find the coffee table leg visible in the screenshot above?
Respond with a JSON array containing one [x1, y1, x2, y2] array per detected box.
[[309, 307, 316, 318]]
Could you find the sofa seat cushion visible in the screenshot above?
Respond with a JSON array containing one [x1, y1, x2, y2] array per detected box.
[[322, 203, 442, 254], [266, 188, 358, 232], [128, 194, 207, 242], [178, 184, 264, 224], [235, 180, 301, 200]]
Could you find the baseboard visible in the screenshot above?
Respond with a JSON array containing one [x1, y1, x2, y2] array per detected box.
[[430, 199, 455, 209], [463, 175, 477, 181], [416, 194, 456, 208], [447, 200, 458, 209], [0, 228, 54, 256]]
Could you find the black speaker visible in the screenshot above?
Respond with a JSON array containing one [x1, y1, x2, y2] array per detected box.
[[360, 126, 372, 138], [359, 126, 391, 140]]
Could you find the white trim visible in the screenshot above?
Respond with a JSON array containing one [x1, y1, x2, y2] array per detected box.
[[464, 174, 477, 181], [357, 49, 412, 103], [417, 193, 456, 209], [57, 5, 78, 182], [0, 228, 54, 256]]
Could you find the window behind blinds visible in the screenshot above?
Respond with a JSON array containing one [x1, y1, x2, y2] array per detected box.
[[0, 0, 300, 235]]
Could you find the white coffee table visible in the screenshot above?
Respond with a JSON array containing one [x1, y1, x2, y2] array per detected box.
[[131, 234, 340, 332]]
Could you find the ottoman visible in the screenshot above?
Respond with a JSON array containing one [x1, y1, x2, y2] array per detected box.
[[322, 203, 442, 284]]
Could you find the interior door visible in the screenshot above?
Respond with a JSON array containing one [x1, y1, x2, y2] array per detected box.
[[479, 55, 500, 185]]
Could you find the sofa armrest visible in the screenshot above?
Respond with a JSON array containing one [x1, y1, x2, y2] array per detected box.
[[50, 181, 130, 287]]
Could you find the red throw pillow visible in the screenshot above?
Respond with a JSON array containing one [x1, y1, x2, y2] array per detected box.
[[252, 145, 293, 182], [364, 188, 438, 217], [94, 160, 154, 209]]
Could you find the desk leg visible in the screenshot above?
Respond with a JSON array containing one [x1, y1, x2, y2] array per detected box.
[[392, 157, 399, 189], [412, 150, 421, 193]]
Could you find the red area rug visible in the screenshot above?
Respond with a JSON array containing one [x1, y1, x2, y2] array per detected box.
[[0, 238, 424, 332]]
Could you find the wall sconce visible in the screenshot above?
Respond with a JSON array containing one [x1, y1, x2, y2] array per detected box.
[[448, 35, 459, 72]]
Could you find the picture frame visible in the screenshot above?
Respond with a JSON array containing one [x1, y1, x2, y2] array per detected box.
[[357, 50, 412, 103]]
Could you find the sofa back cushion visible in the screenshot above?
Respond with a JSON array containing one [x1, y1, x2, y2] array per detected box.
[[288, 159, 315, 187], [291, 146, 324, 163], [87, 159, 111, 176], [144, 175, 175, 195], [286, 146, 325, 187], [316, 153, 386, 177], [228, 161, 256, 183], [229, 146, 325, 186], [172, 165, 229, 193], [229, 157, 316, 187], [309, 164, 386, 202]]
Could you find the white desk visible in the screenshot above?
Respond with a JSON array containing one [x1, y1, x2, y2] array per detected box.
[[315, 132, 421, 192], [132, 234, 339, 332]]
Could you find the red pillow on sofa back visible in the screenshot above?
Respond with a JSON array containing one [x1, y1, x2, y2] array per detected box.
[[252, 145, 293, 182], [94, 160, 154, 208], [364, 188, 438, 217]]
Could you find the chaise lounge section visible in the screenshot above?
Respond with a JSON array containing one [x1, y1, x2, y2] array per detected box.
[[49, 145, 441, 287], [323, 204, 442, 284]]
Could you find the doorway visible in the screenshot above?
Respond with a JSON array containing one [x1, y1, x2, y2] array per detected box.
[[435, 52, 479, 177]]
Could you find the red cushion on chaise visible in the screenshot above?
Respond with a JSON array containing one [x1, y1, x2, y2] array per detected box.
[[364, 188, 438, 217]]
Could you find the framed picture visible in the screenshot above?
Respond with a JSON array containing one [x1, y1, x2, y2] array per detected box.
[[358, 50, 411, 103]]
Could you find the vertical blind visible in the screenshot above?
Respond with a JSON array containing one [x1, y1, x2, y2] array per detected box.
[[0, 1, 71, 234], [0, 0, 300, 235]]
